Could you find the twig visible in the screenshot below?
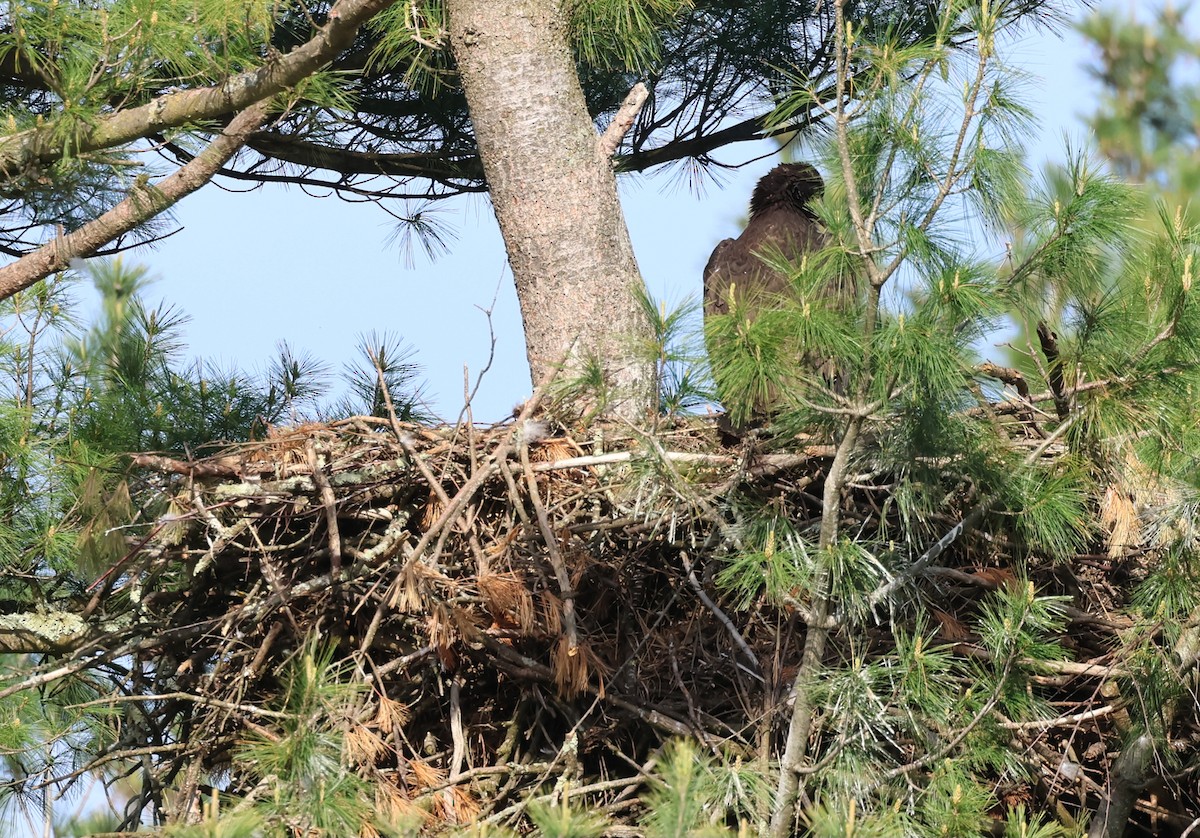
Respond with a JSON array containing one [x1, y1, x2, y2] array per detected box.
[[0, 622, 206, 704], [998, 705, 1116, 731], [977, 360, 1031, 400], [306, 440, 342, 580], [680, 551, 761, 678], [129, 453, 244, 479], [381, 363, 456, 510], [475, 631, 693, 737], [533, 449, 735, 471], [405, 0, 446, 49], [32, 742, 190, 792], [769, 414, 863, 838], [519, 438, 580, 655], [456, 283, 501, 429], [483, 773, 648, 826], [497, 456, 534, 528], [414, 762, 556, 799], [67, 691, 290, 720], [446, 676, 466, 823], [378, 360, 490, 575], [885, 651, 1017, 779], [373, 644, 436, 678]]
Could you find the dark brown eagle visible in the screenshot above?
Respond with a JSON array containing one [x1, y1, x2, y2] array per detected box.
[[703, 162, 839, 419], [702, 162, 828, 321]]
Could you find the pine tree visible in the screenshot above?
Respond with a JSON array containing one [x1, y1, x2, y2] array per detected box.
[[9, 3, 1200, 836], [702, 2, 1200, 834]]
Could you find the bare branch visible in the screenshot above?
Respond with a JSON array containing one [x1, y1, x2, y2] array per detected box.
[[597, 83, 650, 159]]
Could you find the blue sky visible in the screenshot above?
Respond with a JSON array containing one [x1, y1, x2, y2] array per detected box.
[[84, 7, 1105, 425]]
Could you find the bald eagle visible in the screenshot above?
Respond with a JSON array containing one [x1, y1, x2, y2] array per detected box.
[[702, 162, 827, 321], [703, 163, 838, 419]]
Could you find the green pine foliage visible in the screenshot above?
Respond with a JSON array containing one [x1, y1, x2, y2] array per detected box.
[[638, 740, 747, 838], [715, 515, 813, 609], [1, 0, 331, 232], [569, 0, 693, 73], [367, 0, 454, 94], [692, 1, 1200, 833], [335, 330, 431, 422], [631, 284, 713, 418], [0, 256, 426, 831], [527, 799, 610, 838]]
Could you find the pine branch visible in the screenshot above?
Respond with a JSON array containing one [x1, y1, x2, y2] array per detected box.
[[768, 415, 863, 838], [1036, 320, 1069, 420], [597, 83, 649, 159], [0, 102, 270, 301], [0, 0, 399, 178]]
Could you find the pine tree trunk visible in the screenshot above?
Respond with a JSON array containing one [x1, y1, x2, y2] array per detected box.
[[446, 0, 654, 419]]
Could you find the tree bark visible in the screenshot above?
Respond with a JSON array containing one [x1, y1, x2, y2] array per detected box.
[[445, 0, 655, 419]]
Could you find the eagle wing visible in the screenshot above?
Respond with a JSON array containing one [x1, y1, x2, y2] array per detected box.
[[704, 206, 835, 421], [702, 238, 737, 318], [703, 209, 822, 321]]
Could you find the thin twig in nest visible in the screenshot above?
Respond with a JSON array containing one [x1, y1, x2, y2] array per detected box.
[[519, 436, 581, 662], [306, 440, 343, 580], [680, 551, 762, 679]]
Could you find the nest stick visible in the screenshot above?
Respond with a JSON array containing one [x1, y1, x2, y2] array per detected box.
[[520, 441, 580, 656]]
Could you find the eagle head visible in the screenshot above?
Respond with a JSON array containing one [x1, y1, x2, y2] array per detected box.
[[748, 162, 824, 219]]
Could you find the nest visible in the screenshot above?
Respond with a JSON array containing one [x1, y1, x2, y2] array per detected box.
[[87, 407, 1191, 834]]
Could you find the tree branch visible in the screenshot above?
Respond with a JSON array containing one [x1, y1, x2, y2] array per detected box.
[[1036, 320, 1070, 420], [0, 608, 122, 653], [768, 415, 863, 838], [0, 0, 398, 178], [0, 102, 270, 300], [597, 83, 650, 159]]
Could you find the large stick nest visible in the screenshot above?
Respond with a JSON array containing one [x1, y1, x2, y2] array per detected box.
[[93, 409, 1190, 834]]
